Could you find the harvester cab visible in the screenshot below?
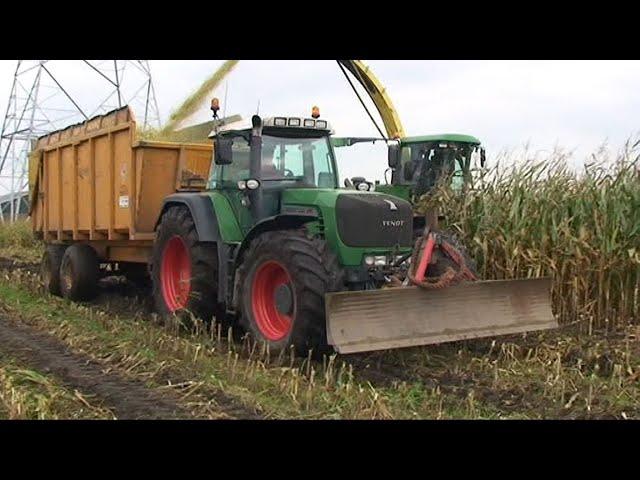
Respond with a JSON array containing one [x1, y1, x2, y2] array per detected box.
[[383, 134, 485, 201], [333, 134, 486, 203]]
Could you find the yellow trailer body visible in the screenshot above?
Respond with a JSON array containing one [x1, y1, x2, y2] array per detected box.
[[29, 106, 213, 264]]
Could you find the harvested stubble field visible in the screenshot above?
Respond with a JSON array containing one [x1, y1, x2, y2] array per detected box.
[[0, 148, 639, 419]]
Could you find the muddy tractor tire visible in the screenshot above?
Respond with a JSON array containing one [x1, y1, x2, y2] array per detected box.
[[427, 230, 478, 278], [237, 229, 344, 357], [59, 244, 100, 301], [151, 206, 223, 325], [40, 244, 68, 296]]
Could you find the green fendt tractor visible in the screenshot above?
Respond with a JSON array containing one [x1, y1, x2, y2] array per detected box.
[[150, 104, 555, 356]]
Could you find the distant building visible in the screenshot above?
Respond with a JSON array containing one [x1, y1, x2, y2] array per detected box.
[[0, 191, 29, 220]]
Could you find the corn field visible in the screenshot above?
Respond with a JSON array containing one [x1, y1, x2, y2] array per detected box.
[[417, 141, 640, 332]]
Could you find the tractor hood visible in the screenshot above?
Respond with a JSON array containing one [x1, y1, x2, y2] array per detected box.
[[281, 189, 413, 265], [334, 192, 413, 248]]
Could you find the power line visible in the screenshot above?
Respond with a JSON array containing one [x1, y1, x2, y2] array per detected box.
[[0, 60, 162, 222]]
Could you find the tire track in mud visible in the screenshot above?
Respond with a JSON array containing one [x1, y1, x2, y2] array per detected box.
[[344, 353, 514, 414], [343, 339, 563, 417], [345, 355, 451, 390], [0, 314, 192, 419], [0, 257, 263, 419], [343, 338, 520, 404], [0, 256, 39, 273], [344, 333, 526, 391]]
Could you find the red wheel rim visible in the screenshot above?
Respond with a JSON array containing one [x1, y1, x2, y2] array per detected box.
[[161, 236, 192, 312], [251, 260, 294, 341]]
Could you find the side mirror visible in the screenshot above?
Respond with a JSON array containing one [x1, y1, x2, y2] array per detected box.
[[351, 177, 374, 192], [214, 137, 233, 165], [480, 147, 486, 168], [388, 144, 401, 169]]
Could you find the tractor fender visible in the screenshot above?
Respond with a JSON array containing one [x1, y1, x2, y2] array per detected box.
[[156, 193, 221, 242], [155, 193, 230, 304], [234, 213, 318, 268]]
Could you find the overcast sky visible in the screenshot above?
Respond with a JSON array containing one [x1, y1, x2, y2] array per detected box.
[[1, 60, 639, 186]]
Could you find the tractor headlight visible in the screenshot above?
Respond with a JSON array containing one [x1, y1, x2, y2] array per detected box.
[[316, 120, 327, 129], [288, 118, 301, 127], [274, 117, 287, 127], [304, 119, 315, 127], [364, 255, 388, 267], [374, 256, 387, 266], [237, 180, 247, 190], [356, 182, 370, 191], [246, 179, 260, 190]]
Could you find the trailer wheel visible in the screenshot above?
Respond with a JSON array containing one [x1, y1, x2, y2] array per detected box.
[[40, 245, 68, 296], [237, 229, 344, 356], [59, 244, 100, 301], [151, 206, 223, 325]]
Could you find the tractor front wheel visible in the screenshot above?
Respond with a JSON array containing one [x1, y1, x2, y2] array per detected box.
[[237, 229, 344, 356]]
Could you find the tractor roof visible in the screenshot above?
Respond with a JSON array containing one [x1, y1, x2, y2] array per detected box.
[[209, 116, 333, 138], [402, 133, 481, 145]]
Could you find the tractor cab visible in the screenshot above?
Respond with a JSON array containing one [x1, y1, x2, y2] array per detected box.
[[208, 114, 340, 232]]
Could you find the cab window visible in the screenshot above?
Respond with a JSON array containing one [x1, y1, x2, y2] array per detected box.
[[209, 133, 338, 189], [209, 135, 251, 188], [261, 135, 337, 188]]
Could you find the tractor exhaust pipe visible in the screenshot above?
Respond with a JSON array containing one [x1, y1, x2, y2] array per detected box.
[[249, 115, 264, 221]]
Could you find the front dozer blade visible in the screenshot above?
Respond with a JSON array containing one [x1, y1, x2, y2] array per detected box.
[[325, 278, 556, 354]]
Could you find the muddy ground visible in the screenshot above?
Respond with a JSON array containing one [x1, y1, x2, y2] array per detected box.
[[0, 256, 262, 420], [1, 254, 638, 419], [0, 313, 188, 419]]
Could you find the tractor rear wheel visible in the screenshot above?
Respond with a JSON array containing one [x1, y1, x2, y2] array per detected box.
[[237, 229, 344, 356], [40, 244, 68, 296], [59, 244, 100, 301], [151, 206, 223, 325]]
